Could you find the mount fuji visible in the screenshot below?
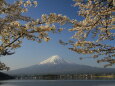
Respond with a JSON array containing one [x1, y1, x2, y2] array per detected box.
[[6, 55, 115, 75]]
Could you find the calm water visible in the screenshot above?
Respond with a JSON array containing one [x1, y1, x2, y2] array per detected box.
[[0, 80, 115, 86]]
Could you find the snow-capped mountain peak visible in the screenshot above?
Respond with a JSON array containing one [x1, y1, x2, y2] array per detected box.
[[6, 55, 115, 75], [39, 55, 68, 65]]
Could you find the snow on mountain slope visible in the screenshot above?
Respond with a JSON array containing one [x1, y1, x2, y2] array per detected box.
[[39, 55, 68, 64]]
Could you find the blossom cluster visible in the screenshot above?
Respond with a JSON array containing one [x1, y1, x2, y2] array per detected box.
[[68, 0, 115, 67]]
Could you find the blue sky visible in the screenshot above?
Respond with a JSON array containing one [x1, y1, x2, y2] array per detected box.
[[1, 0, 115, 70]]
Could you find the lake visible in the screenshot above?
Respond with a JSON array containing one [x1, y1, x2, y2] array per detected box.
[[0, 80, 115, 86]]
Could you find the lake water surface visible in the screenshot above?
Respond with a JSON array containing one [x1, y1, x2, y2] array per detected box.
[[0, 80, 115, 86]]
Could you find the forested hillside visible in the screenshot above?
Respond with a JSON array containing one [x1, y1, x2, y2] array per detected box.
[[0, 72, 14, 80]]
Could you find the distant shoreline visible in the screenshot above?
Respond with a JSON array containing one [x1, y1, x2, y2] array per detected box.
[[13, 73, 115, 80]]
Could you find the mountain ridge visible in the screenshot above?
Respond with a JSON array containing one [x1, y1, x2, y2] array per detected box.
[[5, 55, 115, 75]]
